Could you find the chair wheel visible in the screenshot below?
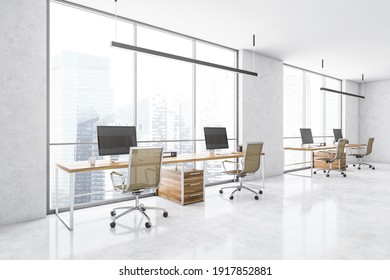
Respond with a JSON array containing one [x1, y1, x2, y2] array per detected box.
[[346, 165, 348, 168], [353, 164, 355, 167], [369, 165, 372, 168], [358, 167, 361, 170], [229, 195, 234, 200], [313, 171, 317, 174], [326, 174, 330, 177], [110, 222, 116, 228], [372, 167, 375, 170], [254, 195, 259, 200], [163, 211, 168, 218], [343, 174, 347, 177], [145, 222, 151, 228], [110, 210, 116, 217], [323, 170, 326, 173], [259, 190, 263, 194], [219, 189, 223, 194]]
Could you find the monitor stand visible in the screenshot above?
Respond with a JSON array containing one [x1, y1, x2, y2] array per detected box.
[[110, 155, 129, 163], [110, 155, 119, 163]]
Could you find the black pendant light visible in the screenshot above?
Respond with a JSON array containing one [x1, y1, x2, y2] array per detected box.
[[111, 1, 258, 77], [320, 60, 365, 99]]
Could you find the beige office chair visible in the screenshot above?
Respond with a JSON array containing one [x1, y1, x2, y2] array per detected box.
[[313, 138, 347, 177], [219, 142, 263, 200], [109, 147, 168, 229], [348, 138, 375, 170]]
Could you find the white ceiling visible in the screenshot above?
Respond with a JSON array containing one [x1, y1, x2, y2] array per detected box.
[[69, 0, 390, 82]]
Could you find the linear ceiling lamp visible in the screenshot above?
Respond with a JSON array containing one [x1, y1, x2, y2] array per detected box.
[[320, 87, 365, 99], [320, 60, 365, 99], [111, 41, 258, 76], [110, 0, 257, 77]]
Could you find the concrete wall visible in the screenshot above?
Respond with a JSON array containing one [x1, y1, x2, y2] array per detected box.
[[239, 50, 284, 178], [0, 0, 47, 225], [359, 80, 390, 163], [342, 80, 360, 144]]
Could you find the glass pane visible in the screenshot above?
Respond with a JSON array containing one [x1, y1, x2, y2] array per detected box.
[[50, 3, 135, 209], [50, 3, 135, 144], [50, 144, 129, 209], [196, 42, 236, 67], [136, 53, 193, 148], [306, 72, 324, 137], [325, 78, 342, 137], [196, 140, 237, 184], [137, 26, 192, 58], [283, 66, 304, 137]]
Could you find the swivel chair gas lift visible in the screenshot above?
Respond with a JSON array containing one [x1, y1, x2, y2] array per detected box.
[[109, 147, 168, 228], [313, 139, 347, 177], [219, 142, 263, 200], [347, 138, 375, 170]]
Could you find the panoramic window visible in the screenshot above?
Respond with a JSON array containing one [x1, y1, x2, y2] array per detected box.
[[49, 2, 237, 210], [283, 65, 342, 171]]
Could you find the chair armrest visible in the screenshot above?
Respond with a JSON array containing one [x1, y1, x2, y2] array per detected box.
[[110, 171, 125, 191], [222, 160, 238, 173]]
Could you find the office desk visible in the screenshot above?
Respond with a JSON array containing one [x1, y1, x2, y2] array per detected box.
[[284, 144, 365, 178], [55, 152, 265, 231]]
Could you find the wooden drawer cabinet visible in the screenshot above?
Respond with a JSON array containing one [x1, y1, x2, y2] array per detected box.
[[313, 151, 346, 171], [158, 168, 204, 205]]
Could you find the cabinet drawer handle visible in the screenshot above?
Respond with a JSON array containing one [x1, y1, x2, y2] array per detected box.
[[189, 193, 202, 197], [189, 182, 201, 187], [189, 172, 201, 176]]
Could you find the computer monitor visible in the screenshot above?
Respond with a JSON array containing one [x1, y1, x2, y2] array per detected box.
[[300, 128, 314, 144], [204, 127, 229, 150], [333, 128, 343, 142], [97, 126, 137, 156]]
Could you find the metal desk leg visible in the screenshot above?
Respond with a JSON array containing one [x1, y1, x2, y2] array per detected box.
[[55, 168, 74, 231], [55, 167, 59, 215], [69, 173, 74, 231], [262, 155, 265, 188], [310, 151, 313, 178], [180, 163, 184, 206]]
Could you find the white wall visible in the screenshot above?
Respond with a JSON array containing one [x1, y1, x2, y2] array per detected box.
[[359, 80, 390, 163], [239, 50, 284, 178], [342, 80, 359, 143], [0, 0, 47, 225]]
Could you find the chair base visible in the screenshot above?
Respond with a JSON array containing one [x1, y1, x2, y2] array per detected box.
[[346, 154, 375, 170], [347, 161, 375, 170], [313, 168, 346, 177], [313, 161, 346, 177], [219, 178, 263, 200], [110, 195, 168, 229]]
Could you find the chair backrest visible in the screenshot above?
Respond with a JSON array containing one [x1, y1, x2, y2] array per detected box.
[[365, 138, 374, 156], [241, 142, 263, 174], [334, 138, 346, 160], [126, 147, 163, 192]]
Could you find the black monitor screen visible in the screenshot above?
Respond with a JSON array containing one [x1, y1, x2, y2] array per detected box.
[[333, 129, 343, 142], [300, 128, 314, 144], [204, 127, 229, 150], [97, 126, 137, 156]]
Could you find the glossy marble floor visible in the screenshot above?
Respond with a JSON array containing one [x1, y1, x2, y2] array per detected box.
[[1, 163, 390, 260]]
